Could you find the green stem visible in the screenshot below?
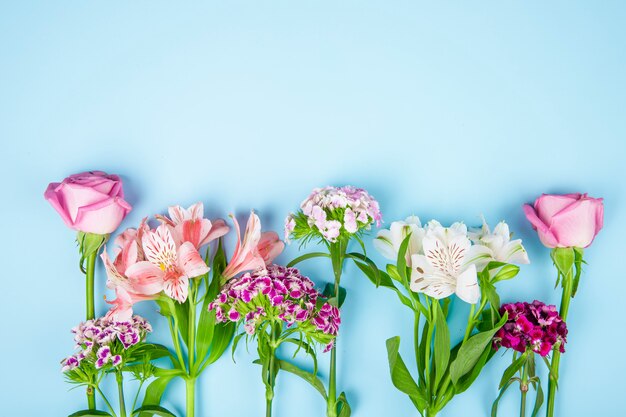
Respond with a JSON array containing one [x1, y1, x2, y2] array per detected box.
[[413, 309, 421, 372], [546, 269, 573, 417], [187, 283, 197, 417], [265, 322, 281, 417], [463, 304, 476, 343], [85, 251, 97, 410], [131, 380, 144, 412], [186, 377, 196, 417], [520, 357, 529, 417], [164, 297, 186, 370], [95, 386, 118, 417], [327, 240, 346, 417], [116, 372, 127, 417]]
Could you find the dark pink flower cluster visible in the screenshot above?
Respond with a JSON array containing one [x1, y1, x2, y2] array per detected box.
[[493, 301, 567, 357], [209, 265, 340, 352]]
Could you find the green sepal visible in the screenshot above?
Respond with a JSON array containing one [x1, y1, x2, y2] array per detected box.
[[77, 232, 108, 273], [551, 247, 575, 288], [572, 247, 585, 297]]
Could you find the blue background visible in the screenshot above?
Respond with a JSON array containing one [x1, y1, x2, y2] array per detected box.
[[1, 1, 625, 416]]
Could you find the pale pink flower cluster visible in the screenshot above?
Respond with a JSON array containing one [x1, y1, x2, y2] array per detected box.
[[61, 316, 151, 372], [285, 186, 382, 243]]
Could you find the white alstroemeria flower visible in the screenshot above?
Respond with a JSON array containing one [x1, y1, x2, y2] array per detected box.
[[373, 216, 425, 266], [468, 219, 530, 268], [410, 222, 480, 304]]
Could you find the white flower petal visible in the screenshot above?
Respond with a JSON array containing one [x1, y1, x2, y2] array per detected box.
[[455, 264, 479, 304], [373, 230, 396, 260]]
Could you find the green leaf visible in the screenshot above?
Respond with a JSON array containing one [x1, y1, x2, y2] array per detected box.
[[68, 411, 112, 417], [353, 261, 414, 311], [450, 313, 507, 386], [433, 301, 450, 391], [259, 358, 328, 399], [139, 375, 177, 417], [499, 353, 527, 389], [322, 283, 347, 307], [173, 300, 190, 348], [453, 341, 493, 393], [396, 235, 412, 284], [205, 321, 236, 365], [492, 264, 520, 283], [212, 238, 227, 279], [278, 359, 327, 399], [483, 282, 501, 312], [541, 356, 559, 389], [337, 391, 351, 417], [531, 379, 545, 417], [132, 405, 177, 417], [287, 252, 330, 268], [417, 320, 429, 383], [195, 308, 216, 363], [346, 252, 380, 286], [231, 332, 246, 362], [283, 338, 318, 374], [386, 336, 427, 411], [491, 379, 516, 417]]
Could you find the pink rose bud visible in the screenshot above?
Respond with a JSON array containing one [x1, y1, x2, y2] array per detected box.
[[44, 171, 132, 234], [523, 193, 603, 248]]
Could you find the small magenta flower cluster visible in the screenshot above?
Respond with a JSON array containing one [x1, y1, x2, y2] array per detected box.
[[285, 185, 382, 243], [209, 265, 340, 352], [61, 316, 152, 372], [493, 301, 568, 357]]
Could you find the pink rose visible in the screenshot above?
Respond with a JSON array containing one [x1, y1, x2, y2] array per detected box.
[[44, 171, 132, 234], [523, 193, 603, 248]]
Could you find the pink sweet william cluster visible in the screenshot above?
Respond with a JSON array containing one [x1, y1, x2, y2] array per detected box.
[[62, 316, 151, 372], [493, 301, 568, 357], [285, 185, 382, 243], [209, 265, 340, 352]]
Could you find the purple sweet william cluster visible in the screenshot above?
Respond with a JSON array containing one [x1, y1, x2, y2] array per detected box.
[[493, 301, 567, 357], [209, 265, 340, 352], [285, 185, 382, 243], [61, 316, 151, 372]]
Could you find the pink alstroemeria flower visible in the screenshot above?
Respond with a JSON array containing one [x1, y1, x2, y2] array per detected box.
[[156, 202, 229, 249], [126, 224, 209, 303], [105, 286, 154, 321], [101, 220, 156, 320], [222, 212, 284, 280]]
